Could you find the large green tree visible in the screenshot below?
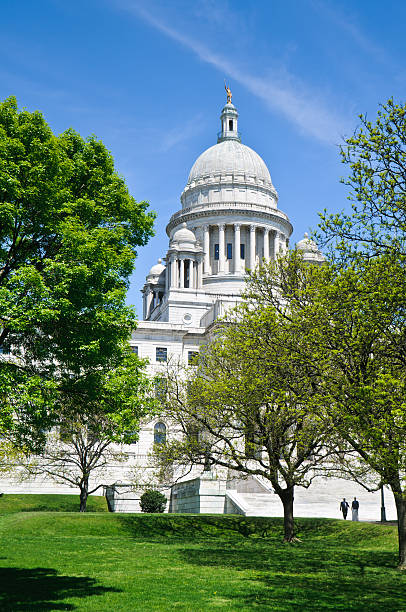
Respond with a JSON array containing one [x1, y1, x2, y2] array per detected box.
[[313, 99, 406, 569], [0, 96, 155, 450], [27, 351, 155, 512], [240, 248, 406, 565], [295, 255, 406, 569], [158, 254, 335, 542]]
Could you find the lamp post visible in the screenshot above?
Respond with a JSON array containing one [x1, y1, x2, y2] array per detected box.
[[380, 485, 387, 522]]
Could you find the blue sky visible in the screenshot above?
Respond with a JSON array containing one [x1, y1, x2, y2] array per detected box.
[[1, 0, 405, 315]]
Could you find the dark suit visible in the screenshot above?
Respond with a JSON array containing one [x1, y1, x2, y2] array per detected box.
[[340, 500, 349, 519]]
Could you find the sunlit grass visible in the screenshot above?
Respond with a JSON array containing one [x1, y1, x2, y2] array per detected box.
[[0, 495, 404, 611]]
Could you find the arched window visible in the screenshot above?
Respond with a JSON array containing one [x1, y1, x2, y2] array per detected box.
[[154, 422, 167, 445]]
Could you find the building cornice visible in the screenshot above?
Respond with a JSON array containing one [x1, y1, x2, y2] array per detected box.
[[167, 204, 293, 236]]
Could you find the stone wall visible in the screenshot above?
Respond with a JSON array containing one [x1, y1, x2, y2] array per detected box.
[[169, 473, 227, 514]]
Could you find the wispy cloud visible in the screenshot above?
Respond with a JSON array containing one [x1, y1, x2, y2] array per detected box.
[[114, 1, 352, 145], [160, 113, 205, 153], [311, 0, 391, 67]]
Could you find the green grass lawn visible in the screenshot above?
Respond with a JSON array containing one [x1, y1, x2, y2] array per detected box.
[[0, 493, 108, 515], [0, 495, 404, 611]]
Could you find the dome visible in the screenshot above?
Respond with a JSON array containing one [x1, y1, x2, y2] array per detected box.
[[186, 140, 272, 186], [296, 233, 325, 264], [148, 258, 165, 277], [171, 223, 196, 245]]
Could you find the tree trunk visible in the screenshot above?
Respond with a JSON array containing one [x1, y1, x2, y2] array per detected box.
[[393, 490, 406, 570], [280, 486, 295, 542], [79, 481, 89, 513]]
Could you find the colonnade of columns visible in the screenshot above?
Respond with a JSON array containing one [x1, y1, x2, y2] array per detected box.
[[202, 223, 286, 274], [144, 286, 165, 319], [167, 255, 203, 290]]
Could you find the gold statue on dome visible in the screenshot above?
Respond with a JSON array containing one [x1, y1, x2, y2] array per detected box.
[[225, 82, 232, 104]]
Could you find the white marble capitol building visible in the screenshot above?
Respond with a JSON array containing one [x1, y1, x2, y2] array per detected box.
[[131, 95, 297, 475], [122, 94, 393, 520], [5, 93, 395, 520]]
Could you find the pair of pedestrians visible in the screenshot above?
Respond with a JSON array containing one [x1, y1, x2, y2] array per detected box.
[[340, 497, 359, 520]]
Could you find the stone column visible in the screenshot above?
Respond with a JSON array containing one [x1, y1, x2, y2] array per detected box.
[[179, 258, 184, 288], [234, 223, 241, 274], [263, 228, 270, 262], [146, 289, 153, 316], [165, 261, 169, 291], [280, 234, 287, 254], [170, 256, 177, 288], [203, 225, 210, 274], [189, 259, 194, 289], [249, 224, 256, 270], [274, 231, 280, 259], [218, 223, 225, 273], [197, 259, 203, 288]]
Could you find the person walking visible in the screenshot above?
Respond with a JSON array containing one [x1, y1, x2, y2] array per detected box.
[[340, 498, 349, 519], [351, 497, 359, 521]]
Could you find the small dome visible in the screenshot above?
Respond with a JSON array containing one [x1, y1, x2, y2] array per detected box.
[[186, 140, 271, 186], [172, 223, 196, 244], [296, 233, 325, 264], [148, 258, 166, 276]]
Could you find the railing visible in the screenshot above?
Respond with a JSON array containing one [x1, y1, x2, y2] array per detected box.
[[169, 201, 289, 223], [217, 131, 241, 142]]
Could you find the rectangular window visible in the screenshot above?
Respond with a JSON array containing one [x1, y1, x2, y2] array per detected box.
[[214, 244, 219, 260], [156, 347, 167, 362], [131, 346, 138, 355], [188, 350, 199, 365], [240, 244, 245, 259], [226, 243, 232, 259]]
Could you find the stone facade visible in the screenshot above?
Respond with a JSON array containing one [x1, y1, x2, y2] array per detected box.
[[132, 96, 323, 486]]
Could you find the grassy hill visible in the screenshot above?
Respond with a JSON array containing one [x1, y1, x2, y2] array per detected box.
[[0, 493, 108, 514], [0, 495, 404, 611]]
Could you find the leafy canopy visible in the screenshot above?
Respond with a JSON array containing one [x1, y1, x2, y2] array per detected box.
[[0, 96, 155, 448]]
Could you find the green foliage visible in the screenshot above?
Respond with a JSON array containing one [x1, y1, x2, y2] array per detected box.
[[245, 248, 406, 561], [0, 95, 155, 451], [140, 489, 167, 513], [0, 510, 404, 610], [314, 98, 406, 567], [26, 350, 156, 511], [159, 252, 336, 540], [317, 98, 406, 259]]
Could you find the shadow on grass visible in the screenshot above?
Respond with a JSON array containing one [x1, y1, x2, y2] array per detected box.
[[180, 541, 405, 611], [0, 567, 120, 611], [113, 515, 404, 610], [115, 513, 285, 543]]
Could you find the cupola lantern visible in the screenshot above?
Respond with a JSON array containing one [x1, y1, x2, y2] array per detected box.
[[217, 84, 240, 143]]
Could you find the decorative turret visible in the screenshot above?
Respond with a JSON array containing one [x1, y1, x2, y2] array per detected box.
[[170, 222, 197, 251], [167, 223, 203, 292], [142, 258, 166, 320], [217, 84, 240, 143], [296, 233, 326, 264]]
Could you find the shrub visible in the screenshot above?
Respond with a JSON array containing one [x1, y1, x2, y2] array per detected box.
[[140, 489, 167, 513]]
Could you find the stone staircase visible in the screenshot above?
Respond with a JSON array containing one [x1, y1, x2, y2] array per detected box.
[[236, 492, 280, 517], [225, 474, 397, 521], [225, 475, 280, 517]]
